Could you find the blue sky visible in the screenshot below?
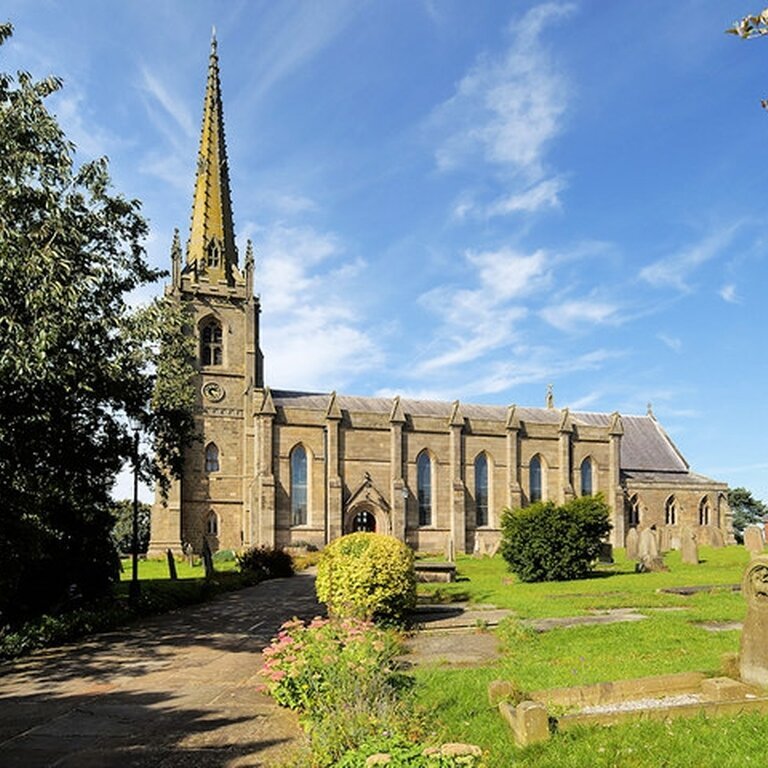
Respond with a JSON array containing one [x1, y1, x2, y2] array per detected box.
[[4, 1, 768, 503]]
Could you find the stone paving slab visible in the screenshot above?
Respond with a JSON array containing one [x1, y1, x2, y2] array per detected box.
[[0, 571, 323, 767]]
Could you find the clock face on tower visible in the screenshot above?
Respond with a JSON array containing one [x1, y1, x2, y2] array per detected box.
[[202, 382, 225, 403]]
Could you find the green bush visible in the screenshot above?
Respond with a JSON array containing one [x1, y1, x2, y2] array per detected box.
[[236, 546, 294, 580], [500, 494, 612, 582], [316, 533, 416, 621]]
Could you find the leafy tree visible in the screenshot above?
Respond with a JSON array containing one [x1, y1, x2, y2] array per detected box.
[[728, 8, 768, 109], [728, 487, 767, 543], [500, 495, 612, 582], [110, 499, 152, 555], [0, 23, 195, 623]]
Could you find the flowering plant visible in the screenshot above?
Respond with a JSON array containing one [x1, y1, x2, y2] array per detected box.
[[259, 616, 404, 713]]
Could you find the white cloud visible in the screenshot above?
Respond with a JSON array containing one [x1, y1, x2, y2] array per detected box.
[[140, 66, 196, 140], [432, 3, 575, 179], [487, 176, 565, 217], [719, 283, 738, 303], [639, 226, 738, 291], [658, 333, 682, 352], [254, 223, 382, 390], [50, 90, 118, 161], [539, 299, 619, 332]]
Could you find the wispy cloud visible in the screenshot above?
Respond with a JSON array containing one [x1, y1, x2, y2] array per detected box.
[[487, 176, 566, 217], [50, 89, 119, 161], [719, 283, 739, 303], [253, 222, 382, 389], [539, 298, 619, 332], [658, 333, 682, 352], [639, 226, 738, 291], [140, 66, 196, 140], [416, 247, 550, 373], [432, 3, 575, 179]]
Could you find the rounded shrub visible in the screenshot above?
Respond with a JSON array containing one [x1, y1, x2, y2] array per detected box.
[[316, 533, 416, 622]]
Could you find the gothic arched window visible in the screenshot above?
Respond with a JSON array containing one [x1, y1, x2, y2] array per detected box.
[[290, 445, 308, 527], [201, 318, 223, 366], [206, 511, 219, 535], [206, 238, 221, 269], [580, 457, 593, 496], [665, 495, 678, 525], [530, 455, 543, 503], [417, 451, 432, 526], [627, 494, 640, 527], [699, 496, 711, 526], [205, 442, 220, 473], [475, 453, 489, 527]]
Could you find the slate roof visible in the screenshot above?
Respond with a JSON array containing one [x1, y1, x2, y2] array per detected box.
[[269, 389, 706, 478]]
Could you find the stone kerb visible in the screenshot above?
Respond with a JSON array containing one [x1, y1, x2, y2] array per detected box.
[[739, 555, 768, 687]]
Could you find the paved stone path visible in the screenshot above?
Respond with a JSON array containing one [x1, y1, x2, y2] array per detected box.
[[0, 571, 323, 767]]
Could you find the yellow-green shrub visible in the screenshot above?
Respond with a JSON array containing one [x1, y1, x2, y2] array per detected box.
[[316, 533, 416, 622]]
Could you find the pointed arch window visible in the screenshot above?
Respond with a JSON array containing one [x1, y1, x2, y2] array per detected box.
[[475, 453, 489, 527], [417, 451, 432, 526], [201, 318, 223, 366], [665, 495, 678, 526], [699, 496, 711, 526], [580, 457, 593, 496], [206, 511, 219, 536], [290, 445, 308, 527], [205, 442, 220, 473], [530, 455, 543, 503], [627, 493, 640, 527], [206, 238, 221, 269]]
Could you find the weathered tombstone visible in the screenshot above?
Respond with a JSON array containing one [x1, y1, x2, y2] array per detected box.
[[638, 527, 658, 559], [744, 525, 765, 556], [739, 555, 768, 686], [680, 527, 698, 565], [625, 528, 639, 560], [446, 537, 455, 563], [473, 535, 482, 559], [709, 526, 725, 548], [166, 548, 178, 580], [202, 538, 215, 579], [659, 526, 671, 553], [183, 541, 194, 567], [598, 542, 614, 564]]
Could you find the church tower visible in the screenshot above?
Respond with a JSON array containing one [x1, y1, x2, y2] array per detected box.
[[149, 34, 263, 554]]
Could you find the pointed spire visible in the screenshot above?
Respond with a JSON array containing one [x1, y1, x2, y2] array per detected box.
[[186, 32, 238, 285], [389, 395, 405, 424], [171, 228, 182, 289], [505, 404, 520, 430], [449, 400, 464, 428], [609, 411, 624, 436], [559, 407, 572, 433], [259, 387, 276, 417], [325, 391, 342, 420], [546, 383, 555, 409]]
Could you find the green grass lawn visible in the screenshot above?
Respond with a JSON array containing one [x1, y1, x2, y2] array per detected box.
[[118, 556, 238, 581], [413, 547, 760, 768]]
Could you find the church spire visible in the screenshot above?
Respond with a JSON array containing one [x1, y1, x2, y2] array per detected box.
[[186, 31, 238, 285]]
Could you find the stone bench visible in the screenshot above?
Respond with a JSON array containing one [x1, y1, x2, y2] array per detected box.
[[414, 562, 457, 583]]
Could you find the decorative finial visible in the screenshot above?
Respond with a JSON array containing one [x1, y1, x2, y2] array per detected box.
[[647, 402, 655, 418], [211, 26, 217, 46], [546, 383, 555, 409]]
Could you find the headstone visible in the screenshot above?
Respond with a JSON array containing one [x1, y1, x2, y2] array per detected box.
[[183, 541, 194, 567], [708, 526, 725, 548], [166, 548, 178, 580], [744, 525, 765, 556], [680, 526, 698, 565], [638, 527, 659, 559], [473, 536, 482, 558], [625, 528, 639, 560], [598, 542, 613, 564], [659, 526, 671, 553], [739, 555, 768, 686], [202, 537, 215, 579], [446, 537, 455, 563]]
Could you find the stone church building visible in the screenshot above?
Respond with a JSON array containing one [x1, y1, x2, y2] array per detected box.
[[149, 40, 732, 556]]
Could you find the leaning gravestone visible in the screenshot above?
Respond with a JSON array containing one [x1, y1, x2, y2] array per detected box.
[[680, 526, 698, 565], [637, 527, 666, 572], [739, 555, 768, 686], [744, 525, 765, 556], [625, 528, 639, 560]]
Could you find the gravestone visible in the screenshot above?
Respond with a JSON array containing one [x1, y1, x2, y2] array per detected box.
[[637, 527, 666, 572], [183, 541, 194, 567], [598, 542, 614, 564], [659, 526, 671, 553], [446, 537, 455, 563], [202, 538, 215, 579], [473, 536, 482, 558], [680, 527, 698, 565], [709, 527, 725, 548], [166, 548, 178, 580], [744, 525, 765, 556], [739, 555, 768, 686], [625, 528, 639, 560]]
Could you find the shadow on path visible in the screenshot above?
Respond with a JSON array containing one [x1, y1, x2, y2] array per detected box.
[[0, 571, 323, 767]]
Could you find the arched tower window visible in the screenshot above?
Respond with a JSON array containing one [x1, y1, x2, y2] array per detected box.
[[627, 493, 640, 527], [665, 495, 678, 526], [206, 238, 221, 269], [206, 511, 219, 535], [290, 445, 308, 527], [475, 453, 489, 527], [530, 455, 543, 503], [205, 442, 220, 473], [417, 451, 432, 526], [699, 496, 711, 526], [201, 318, 223, 366], [580, 457, 593, 496]]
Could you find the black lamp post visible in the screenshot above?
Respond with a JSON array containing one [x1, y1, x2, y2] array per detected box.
[[129, 429, 141, 604]]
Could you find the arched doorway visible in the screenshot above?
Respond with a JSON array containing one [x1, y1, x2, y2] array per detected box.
[[350, 509, 377, 533]]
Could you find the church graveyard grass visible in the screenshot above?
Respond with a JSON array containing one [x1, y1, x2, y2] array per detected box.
[[411, 545, 762, 768]]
